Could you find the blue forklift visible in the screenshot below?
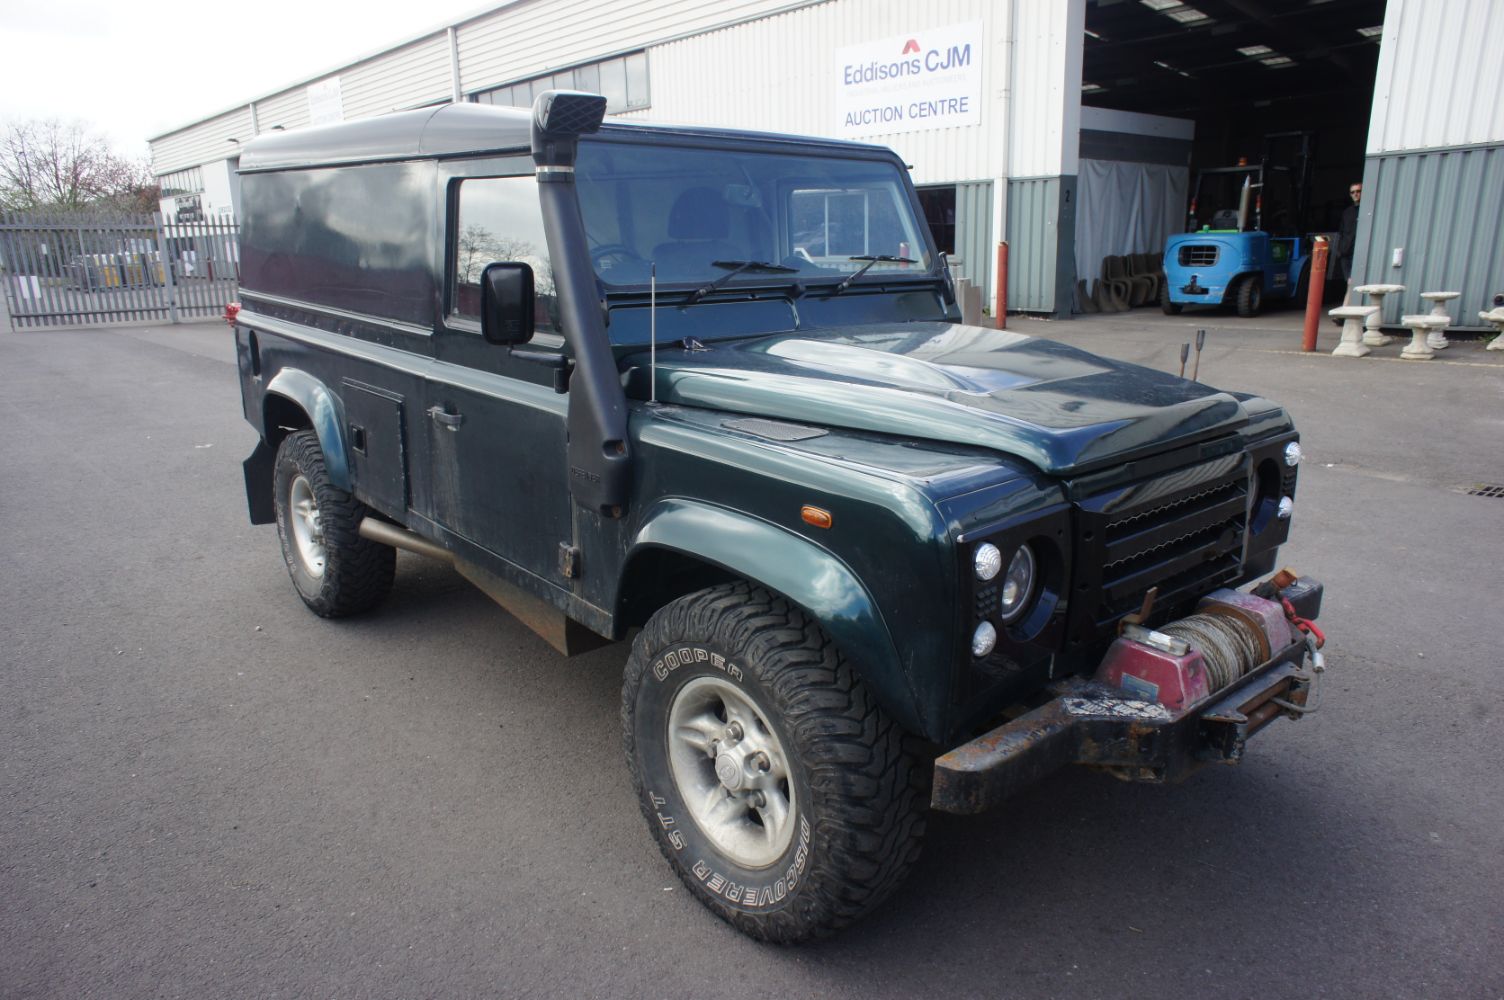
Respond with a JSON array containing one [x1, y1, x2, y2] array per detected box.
[[1162, 132, 1320, 317]]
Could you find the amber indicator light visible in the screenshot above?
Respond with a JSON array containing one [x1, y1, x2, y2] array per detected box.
[[801, 505, 833, 529]]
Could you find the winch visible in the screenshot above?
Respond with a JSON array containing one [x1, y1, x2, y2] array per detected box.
[[932, 571, 1328, 814], [1096, 573, 1324, 710]]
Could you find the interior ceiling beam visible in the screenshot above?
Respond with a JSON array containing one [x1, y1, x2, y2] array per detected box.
[[1089, 35, 1377, 81], [1218, 0, 1363, 81]]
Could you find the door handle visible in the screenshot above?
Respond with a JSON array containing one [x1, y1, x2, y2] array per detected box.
[[428, 405, 464, 430]]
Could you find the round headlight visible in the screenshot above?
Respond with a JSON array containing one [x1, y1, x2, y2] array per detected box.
[[999, 544, 1037, 623], [971, 621, 997, 658], [1284, 442, 1303, 467], [974, 542, 1002, 582], [1277, 496, 1294, 520]]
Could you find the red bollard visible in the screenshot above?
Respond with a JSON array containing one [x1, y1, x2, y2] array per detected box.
[[1301, 236, 1329, 352], [995, 241, 1009, 329]]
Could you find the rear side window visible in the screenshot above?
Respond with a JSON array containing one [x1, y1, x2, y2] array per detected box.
[[451, 176, 559, 334]]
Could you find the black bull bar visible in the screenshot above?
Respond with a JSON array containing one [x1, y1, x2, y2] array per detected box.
[[932, 637, 1320, 814]]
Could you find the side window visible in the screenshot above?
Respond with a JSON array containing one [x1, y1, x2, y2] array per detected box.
[[451, 175, 559, 333]]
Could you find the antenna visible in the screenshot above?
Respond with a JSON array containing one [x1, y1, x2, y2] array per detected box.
[[649, 262, 658, 405]]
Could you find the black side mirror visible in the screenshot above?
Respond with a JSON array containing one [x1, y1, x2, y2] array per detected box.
[[480, 262, 536, 346]]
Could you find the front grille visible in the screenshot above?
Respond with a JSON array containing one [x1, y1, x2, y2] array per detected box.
[[1070, 455, 1249, 638], [1178, 244, 1219, 267]]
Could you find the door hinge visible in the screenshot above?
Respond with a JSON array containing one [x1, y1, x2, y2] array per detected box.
[[558, 543, 582, 580]]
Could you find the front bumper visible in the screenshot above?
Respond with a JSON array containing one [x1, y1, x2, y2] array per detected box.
[[931, 634, 1322, 814]]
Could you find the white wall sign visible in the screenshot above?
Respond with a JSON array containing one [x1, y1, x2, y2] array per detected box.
[[307, 77, 345, 126], [834, 22, 983, 139]]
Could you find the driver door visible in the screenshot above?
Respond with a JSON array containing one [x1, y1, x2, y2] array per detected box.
[[423, 163, 573, 584]]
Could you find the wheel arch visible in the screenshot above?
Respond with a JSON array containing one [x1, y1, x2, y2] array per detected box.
[[620, 499, 926, 737], [261, 369, 350, 491]]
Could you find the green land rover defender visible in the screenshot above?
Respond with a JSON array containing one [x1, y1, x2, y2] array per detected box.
[[233, 92, 1328, 941]]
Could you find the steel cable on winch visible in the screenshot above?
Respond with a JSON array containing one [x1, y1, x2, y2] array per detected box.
[[1159, 612, 1265, 692]]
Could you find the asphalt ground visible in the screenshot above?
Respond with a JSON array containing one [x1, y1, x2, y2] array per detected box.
[[2, 306, 1502, 999]]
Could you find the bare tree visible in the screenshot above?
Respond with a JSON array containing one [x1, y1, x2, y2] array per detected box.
[[457, 224, 553, 294], [0, 118, 155, 213]]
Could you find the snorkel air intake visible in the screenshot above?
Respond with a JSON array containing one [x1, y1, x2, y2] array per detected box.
[[530, 90, 632, 518]]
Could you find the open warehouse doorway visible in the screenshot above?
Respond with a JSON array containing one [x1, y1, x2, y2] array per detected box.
[[1077, 0, 1386, 316]]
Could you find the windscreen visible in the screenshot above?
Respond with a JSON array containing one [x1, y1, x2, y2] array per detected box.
[[574, 140, 932, 288]]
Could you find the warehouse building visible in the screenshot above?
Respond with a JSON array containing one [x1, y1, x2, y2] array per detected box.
[[148, 0, 1502, 327]]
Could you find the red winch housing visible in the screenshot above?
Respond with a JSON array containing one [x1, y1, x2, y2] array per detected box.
[[1095, 588, 1296, 710]]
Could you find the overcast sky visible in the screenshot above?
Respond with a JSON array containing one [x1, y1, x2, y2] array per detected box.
[[0, 0, 495, 158]]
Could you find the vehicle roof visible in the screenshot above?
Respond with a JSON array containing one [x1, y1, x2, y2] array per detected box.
[[237, 101, 896, 173]]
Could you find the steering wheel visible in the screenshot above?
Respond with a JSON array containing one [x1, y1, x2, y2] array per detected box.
[[591, 243, 647, 273]]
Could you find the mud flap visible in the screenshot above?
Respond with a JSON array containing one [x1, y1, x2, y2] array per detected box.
[[243, 439, 276, 525]]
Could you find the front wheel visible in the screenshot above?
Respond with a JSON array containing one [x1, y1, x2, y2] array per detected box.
[[621, 583, 928, 942], [273, 430, 394, 617]]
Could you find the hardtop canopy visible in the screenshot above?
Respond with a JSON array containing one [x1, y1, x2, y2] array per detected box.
[[237, 102, 896, 174]]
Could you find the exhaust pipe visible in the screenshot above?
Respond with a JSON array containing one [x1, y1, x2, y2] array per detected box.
[[358, 518, 453, 563], [357, 516, 612, 658]]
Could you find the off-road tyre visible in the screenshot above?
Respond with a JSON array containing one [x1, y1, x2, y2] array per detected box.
[[273, 430, 395, 617], [621, 582, 928, 942], [1160, 282, 1183, 315], [1235, 274, 1264, 317]]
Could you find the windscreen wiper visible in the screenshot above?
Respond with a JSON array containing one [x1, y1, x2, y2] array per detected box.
[[833, 254, 919, 294], [685, 259, 798, 304]]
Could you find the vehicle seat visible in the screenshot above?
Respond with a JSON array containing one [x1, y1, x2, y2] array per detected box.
[[1210, 209, 1240, 230], [652, 186, 740, 280]]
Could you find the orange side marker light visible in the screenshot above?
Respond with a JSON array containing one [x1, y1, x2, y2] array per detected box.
[[801, 506, 832, 529]]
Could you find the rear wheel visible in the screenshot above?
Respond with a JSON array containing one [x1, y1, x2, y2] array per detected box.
[[1160, 282, 1183, 315], [273, 430, 394, 617], [1235, 274, 1264, 317], [621, 582, 928, 942]]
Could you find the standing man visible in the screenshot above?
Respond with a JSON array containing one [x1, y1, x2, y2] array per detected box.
[[1338, 181, 1361, 301]]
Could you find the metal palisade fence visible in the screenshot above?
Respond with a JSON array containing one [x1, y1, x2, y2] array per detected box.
[[0, 211, 240, 330]]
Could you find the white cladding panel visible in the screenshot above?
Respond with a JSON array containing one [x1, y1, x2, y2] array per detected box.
[[150, 0, 1087, 204], [151, 106, 255, 175], [455, 0, 816, 94], [1368, 0, 1504, 153], [620, 0, 999, 186], [1008, 0, 1082, 178], [254, 89, 314, 136], [1079, 105, 1194, 141], [340, 33, 455, 118]]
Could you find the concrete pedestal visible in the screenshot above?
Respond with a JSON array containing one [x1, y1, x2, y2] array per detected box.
[[1354, 283, 1404, 346], [1399, 314, 1448, 360], [1480, 307, 1504, 351], [1420, 291, 1459, 349], [1329, 305, 1378, 358]]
